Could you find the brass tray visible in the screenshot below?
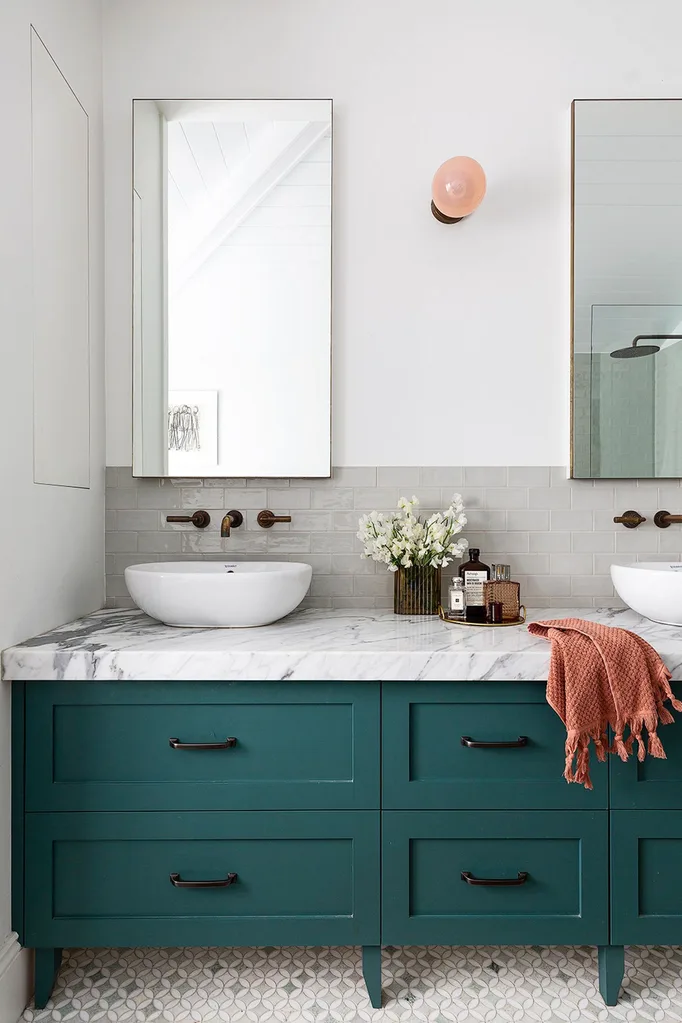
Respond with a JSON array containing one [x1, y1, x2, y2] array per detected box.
[[438, 606, 527, 628]]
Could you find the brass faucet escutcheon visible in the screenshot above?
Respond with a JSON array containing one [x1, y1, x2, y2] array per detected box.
[[613, 510, 646, 529]]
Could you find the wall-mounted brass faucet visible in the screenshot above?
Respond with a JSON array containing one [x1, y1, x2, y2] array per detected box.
[[220, 510, 244, 537], [654, 510, 682, 528]]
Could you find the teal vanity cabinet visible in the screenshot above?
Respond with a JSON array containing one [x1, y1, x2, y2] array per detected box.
[[13, 683, 382, 1009], [13, 679, 682, 1009]]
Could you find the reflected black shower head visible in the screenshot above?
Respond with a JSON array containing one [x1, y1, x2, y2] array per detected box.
[[610, 343, 660, 359], [608, 334, 682, 359]]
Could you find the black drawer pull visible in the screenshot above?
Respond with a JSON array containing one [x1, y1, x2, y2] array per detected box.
[[461, 870, 529, 887], [169, 737, 237, 750], [170, 872, 238, 889], [460, 735, 528, 749]]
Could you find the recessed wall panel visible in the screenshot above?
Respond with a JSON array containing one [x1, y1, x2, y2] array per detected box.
[[31, 29, 90, 488]]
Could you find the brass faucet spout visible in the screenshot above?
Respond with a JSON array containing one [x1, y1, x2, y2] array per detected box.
[[220, 510, 244, 537]]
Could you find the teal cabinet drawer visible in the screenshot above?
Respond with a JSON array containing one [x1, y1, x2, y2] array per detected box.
[[382, 810, 608, 946], [25, 683, 379, 811], [610, 689, 682, 808], [611, 810, 682, 944], [24, 811, 380, 948], [383, 684, 606, 809]]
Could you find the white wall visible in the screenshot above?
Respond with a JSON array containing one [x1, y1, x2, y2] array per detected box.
[[0, 0, 104, 1015], [103, 0, 682, 467]]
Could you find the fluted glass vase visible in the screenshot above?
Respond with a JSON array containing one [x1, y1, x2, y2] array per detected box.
[[393, 566, 441, 616]]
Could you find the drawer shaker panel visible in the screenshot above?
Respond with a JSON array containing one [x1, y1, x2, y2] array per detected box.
[[25, 683, 379, 811], [383, 684, 607, 809], [610, 686, 682, 809], [611, 810, 682, 944], [24, 811, 380, 948], [382, 811, 608, 946]]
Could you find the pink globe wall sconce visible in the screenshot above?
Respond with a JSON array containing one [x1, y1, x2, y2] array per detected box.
[[431, 156, 486, 224]]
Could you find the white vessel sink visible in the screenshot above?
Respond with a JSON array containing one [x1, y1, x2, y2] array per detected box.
[[124, 561, 312, 628], [611, 562, 682, 626]]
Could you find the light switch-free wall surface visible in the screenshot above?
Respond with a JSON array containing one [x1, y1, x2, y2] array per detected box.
[[31, 27, 90, 488]]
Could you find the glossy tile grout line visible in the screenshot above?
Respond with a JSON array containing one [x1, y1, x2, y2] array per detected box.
[[21, 943, 682, 1022]]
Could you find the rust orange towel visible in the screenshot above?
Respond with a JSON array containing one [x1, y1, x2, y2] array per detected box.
[[528, 617, 682, 789]]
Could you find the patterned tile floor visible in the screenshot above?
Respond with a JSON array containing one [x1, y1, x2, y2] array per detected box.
[[21, 945, 682, 1022]]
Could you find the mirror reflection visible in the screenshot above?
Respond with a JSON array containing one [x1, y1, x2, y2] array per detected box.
[[133, 99, 332, 477], [572, 99, 682, 478]]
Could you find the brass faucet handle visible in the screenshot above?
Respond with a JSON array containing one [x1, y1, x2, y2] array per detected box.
[[257, 509, 292, 529], [654, 510, 682, 528], [166, 510, 211, 529], [613, 510, 646, 529]]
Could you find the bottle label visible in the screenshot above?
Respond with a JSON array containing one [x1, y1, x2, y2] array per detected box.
[[449, 590, 465, 612], [463, 570, 487, 606]]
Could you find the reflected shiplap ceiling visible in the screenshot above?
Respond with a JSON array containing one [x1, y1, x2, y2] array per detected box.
[[166, 112, 331, 293], [573, 100, 682, 354]]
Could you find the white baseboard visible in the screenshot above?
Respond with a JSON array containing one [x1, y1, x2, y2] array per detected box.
[[0, 934, 30, 1023]]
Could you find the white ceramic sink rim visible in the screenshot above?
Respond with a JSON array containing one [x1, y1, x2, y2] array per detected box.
[[124, 561, 313, 628], [611, 561, 682, 627]]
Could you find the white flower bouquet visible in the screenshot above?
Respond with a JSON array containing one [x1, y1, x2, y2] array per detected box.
[[357, 494, 468, 571]]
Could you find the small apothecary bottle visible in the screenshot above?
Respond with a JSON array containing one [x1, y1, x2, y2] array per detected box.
[[446, 577, 467, 619], [483, 564, 521, 622], [459, 548, 491, 622]]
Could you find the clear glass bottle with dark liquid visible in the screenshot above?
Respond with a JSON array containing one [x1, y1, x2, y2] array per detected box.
[[459, 548, 491, 622]]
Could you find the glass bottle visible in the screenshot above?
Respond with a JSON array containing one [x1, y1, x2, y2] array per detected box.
[[459, 548, 491, 622], [447, 576, 467, 619]]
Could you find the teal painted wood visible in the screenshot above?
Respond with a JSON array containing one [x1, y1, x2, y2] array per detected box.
[[11, 683, 25, 945], [24, 810, 380, 949], [382, 684, 607, 810], [610, 686, 682, 809], [611, 809, 682, 944], [34, 948, 62, 1010], [382, 810, 609, 946], [25, 683, 380, 811], [361, 946, 382, 1009], [598, 945, 624, 1006]]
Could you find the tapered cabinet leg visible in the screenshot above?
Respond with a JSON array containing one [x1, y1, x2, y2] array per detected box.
[[362, 945, 382, 1008], [34, 948, 63, 1009], [598, 945, 624, 1006]]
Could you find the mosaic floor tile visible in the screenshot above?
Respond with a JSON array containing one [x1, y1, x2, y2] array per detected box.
[[21, 944, 682, 1022]]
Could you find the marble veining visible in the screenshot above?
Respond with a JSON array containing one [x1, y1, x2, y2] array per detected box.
[[5, 606, 682, 682]]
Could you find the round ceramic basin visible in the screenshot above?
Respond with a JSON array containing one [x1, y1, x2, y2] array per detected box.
[[125, 561, 312, 628], [611, 562, 682, 626]]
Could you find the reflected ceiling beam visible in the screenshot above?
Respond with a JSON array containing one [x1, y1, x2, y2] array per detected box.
[[172, 120, 330, 294]]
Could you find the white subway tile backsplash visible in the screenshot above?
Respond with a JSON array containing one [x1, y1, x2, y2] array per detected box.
[[549, 553, 593, 575], [377, 466, 420, 487], [464, 467, 507, 487], [506, 510, 550, 531], [529, 532, 572, 553], [268, 488, 311, 509], [116, 509, 159, 531], [571, 486, 614, 510], [420, 467, 464, 487], [312, 488, 354, 510], [508, 467, 551, 488], [104, 466, 682, 609], [572, 532, 615, 553]]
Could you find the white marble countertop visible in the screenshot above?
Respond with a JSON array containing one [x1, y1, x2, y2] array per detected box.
[[4, 605, 682, 682]]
